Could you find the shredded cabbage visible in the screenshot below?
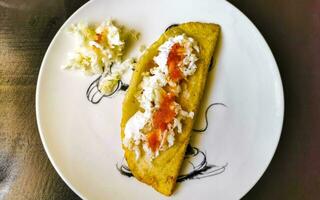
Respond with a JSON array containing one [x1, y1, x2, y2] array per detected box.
[[62, 20, 139, 94]]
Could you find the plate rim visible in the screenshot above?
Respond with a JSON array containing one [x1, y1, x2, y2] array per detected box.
[[222, 0, 284, 198], [35, 0, 284, 199], [35, 1, 96, 199]]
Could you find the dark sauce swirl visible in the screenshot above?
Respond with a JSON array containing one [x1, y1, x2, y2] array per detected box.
[[165, 23, 179, 31], [86, 75, 128, 104], [116, 145, 227, 182], [193, 103, 227, 133], [86, 63, 129, 104]]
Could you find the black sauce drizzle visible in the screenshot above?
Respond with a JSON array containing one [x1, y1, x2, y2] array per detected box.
[[86, 76, 129, 104], [116, 158, 134, 178], [178, 145, 227, 182], [193, 103, 227, 133], [209, 57, 215, 72], [116, 145, 227, 182], [165, 23, 179, 31]]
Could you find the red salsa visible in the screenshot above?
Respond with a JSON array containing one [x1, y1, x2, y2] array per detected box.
[[167, 43, 185, 82], [147, 129, 161, 153], [148, 93, 177, 152], [147, 43, 186, 152]]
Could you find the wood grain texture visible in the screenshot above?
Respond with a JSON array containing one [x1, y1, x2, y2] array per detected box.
[[0, 0, 87, 199], [0, 0, 319, 199]]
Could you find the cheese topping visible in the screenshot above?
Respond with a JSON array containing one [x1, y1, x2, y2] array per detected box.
[[123, 34, 199, 160], [63, 20, 125, 75], [62, 20, 139, 95]]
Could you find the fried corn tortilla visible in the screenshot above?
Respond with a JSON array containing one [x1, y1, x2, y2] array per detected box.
[[120, 22, 220, 195]]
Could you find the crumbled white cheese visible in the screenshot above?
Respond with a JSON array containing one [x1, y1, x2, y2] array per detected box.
[[68, 22, 93, 43], [154, 34, 199, 78], [167, 133, 175, 147], [63, 20, 125, 75], [63, 20, 141, 97], [64, 48, 102, 75], [96, 20, 124, 48], [133, 146, 140, 160], [180, 110, 194, 118], [123, 111, 148, 151], [143, 143, 153, 160], [173, 118, 182, 133], [123, 34, 199, 160]]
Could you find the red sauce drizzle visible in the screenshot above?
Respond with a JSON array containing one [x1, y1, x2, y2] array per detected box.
[[147, 129, 161, 153], [147, 43, 186, 152], [152, 93, 176, 131], [167, 43, 185, 82], [148, 93, 177, 152], [94, 33, 103, 43]]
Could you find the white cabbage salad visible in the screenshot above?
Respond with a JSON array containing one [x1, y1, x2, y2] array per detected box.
[[62, 19, 139, 94]]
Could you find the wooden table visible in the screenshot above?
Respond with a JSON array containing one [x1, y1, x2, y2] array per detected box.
[[0, 0, 319, 199]]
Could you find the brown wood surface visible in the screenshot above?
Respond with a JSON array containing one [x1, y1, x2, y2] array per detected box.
[[0, 0, 86, 199], [0, 0, 319, 199]]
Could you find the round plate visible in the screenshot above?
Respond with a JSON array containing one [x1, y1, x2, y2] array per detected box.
[[36, 0, 284, 199]]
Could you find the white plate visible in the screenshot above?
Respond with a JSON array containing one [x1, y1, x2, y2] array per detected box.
[[36, 0, 284, 199]]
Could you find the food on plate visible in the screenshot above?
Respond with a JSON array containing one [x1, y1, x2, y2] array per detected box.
[[98, 58, 136, 94], [120, 22, 220, 195], [62, 19, 139, 94]]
